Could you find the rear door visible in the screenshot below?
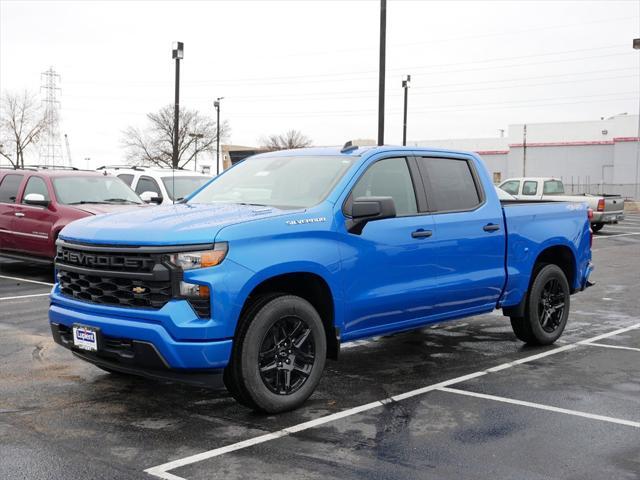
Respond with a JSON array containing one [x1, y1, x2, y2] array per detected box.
[[12, 175, 56, 257], [0, 173, 25, 252], [416, 155, 506, 315]]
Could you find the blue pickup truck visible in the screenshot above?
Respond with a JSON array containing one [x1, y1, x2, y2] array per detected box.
[[49, 145, 593, 412]]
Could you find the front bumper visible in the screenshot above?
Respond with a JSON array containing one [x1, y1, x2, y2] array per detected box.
[[49, 288, 233, 372]]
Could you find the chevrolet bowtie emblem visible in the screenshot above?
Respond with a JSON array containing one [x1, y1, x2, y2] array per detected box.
[[132, 286, 147, 294]]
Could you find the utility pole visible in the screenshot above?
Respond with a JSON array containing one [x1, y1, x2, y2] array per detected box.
[[64, 134, 72, 166], [189, 133, 204, 172], [633, 38, 640, 199], [172, 42, 184, 169], [377, 0, 387, 146], [214, 97, 223, 175], [522, 124, 527, 177], [402, 75, 410, 146]]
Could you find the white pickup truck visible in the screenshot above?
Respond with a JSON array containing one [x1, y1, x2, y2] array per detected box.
[[499, 177, 624, 232]]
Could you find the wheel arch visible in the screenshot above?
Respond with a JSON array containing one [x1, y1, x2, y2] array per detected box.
[[236, 271, 340, 360], [503, 243, 577, 318]]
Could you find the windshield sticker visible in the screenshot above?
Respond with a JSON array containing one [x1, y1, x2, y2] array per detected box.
[[286, 217, 327, 225]]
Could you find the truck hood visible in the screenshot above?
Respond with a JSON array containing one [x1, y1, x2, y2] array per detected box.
[[60, 203, 297, 246], [70, 203, 149, 215]]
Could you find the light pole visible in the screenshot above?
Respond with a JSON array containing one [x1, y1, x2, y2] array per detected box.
[[377, 0, 387, 146], [633, 38, 640, 199], [214, 97, 224, 175], [172, 42, 184, 169], [402, 75, 411, 146], [189, 133, 204, 172]]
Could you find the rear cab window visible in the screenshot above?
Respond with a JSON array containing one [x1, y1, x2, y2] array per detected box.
[[0, 174, 25, 204], [417, 157, 482, 212], [543, 180, 565, 195], [522, 181, 538, 196]]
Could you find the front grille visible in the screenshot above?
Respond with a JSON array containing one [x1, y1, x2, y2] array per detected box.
[[58, 270, 172, 309], [55, 240, 211, 318]]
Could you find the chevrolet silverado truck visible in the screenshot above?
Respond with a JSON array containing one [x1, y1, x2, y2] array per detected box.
[[499, 177, 624, 232], [0, 167, 145, 263], [49, 145, 593, 413]]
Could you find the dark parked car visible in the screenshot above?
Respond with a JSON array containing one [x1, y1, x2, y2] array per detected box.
[[0, 167, 145, 263]]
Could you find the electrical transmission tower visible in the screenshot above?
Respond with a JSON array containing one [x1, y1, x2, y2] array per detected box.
[[39, 67, 65, 166]]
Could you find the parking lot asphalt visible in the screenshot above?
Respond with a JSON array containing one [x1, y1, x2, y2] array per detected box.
[[1, 214, 639, 480]]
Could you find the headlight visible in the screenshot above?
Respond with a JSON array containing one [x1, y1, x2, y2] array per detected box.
[[171, 243, 228, 270]]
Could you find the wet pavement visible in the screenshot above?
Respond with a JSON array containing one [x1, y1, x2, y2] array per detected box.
[[1, 215, 639, 480]]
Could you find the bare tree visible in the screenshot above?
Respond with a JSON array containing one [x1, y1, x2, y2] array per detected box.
[[122, 105, 229, 169], [260, 129, 312, 151], [0, 90, 50, 168]]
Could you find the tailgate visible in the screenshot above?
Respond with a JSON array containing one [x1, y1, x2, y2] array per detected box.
[[604, 196, 624, 213]]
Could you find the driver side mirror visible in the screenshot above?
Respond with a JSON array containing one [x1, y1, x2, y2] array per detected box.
[[140, 191, 163, 205], [23, 193, 50, 207], [346, 196, 396, 234]]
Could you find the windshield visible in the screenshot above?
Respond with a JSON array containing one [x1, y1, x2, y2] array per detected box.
[[53, 176, 142, 205], [188, 155, 356, 208], [162, 176, 211, 201]]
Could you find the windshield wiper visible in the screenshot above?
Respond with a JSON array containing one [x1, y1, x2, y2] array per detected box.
[[237, 202, 269, 207], [68, 201, 112, 205], [103, 198, 140, 204]]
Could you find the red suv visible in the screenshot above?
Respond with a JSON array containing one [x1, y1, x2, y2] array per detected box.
[[0, 167, 145, 262]]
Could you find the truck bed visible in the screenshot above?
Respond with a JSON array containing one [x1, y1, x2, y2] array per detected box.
[[499, 201, 592, 308]]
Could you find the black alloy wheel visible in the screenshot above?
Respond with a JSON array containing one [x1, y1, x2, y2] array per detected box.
[[537, 278, 566, 333], [258, 316, 315, 395], [509, 263, 570, 346]]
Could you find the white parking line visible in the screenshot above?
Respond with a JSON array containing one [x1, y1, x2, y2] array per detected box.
[[593, 232, 640, 240], [584, 342, 640, 353], [0, 274, 53, 286], [144, 322, 640, 480], [438, 387, 640, 428], [0, 292, 50, 301]]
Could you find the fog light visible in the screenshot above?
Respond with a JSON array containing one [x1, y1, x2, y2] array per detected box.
[[180, 281, 209, 298]]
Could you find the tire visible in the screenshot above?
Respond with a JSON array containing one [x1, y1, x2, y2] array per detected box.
[[224, 295, 327, 413], [591, 223, 604, 233], [510, 264, 570, 346]]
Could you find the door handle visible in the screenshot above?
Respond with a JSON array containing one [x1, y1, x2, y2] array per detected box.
[[14, 212, 25, 218], [411, 229, 433, 238], [483, 223, 500, 232]]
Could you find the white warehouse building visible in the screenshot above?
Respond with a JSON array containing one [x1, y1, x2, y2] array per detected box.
[[414, 114, 639, 199]]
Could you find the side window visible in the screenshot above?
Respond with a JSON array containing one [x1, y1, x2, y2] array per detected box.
[[522, 181, 538, 196], [543, 180, 565, 195], [135, 176, 161, 197], [500, 180, 520, 195], [22, 177, 50, 202], [419, 157, 482, 212], [117, 174, 134, 187], [351, 157, 418, 216], [0, 174, 24, 204]]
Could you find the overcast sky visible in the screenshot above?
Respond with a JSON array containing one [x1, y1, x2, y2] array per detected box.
[[1, 0, 639, 168]]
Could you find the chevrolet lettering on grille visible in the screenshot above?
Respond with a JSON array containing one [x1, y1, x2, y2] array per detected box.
[[57, 249, 154, 270]]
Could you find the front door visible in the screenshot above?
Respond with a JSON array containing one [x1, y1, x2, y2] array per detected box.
[[12, 176, 56, 257], [338, 156, 439, 340]]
